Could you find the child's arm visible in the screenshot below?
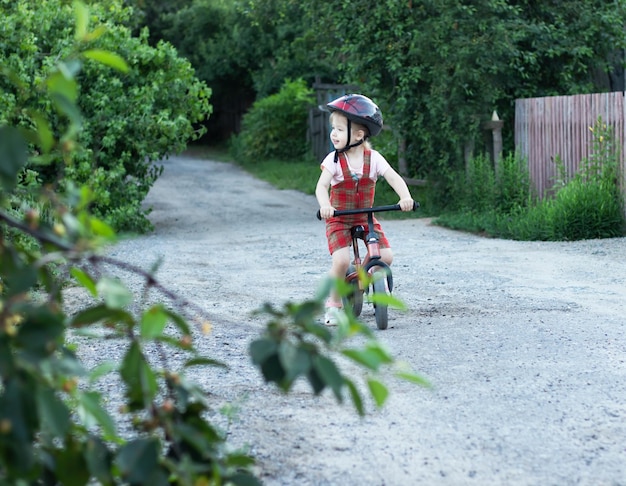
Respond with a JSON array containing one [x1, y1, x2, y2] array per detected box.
[[315, 168, 335, 219], [383, 168, 414, 211]]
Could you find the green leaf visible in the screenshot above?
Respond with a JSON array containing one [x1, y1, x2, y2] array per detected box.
[[36, 387, 71, 438], [395, 371, 432, 388], [77, 391, 118, 441], [82, 49, 129, 73], [16, 306, 65, 355], [306, 366, 325, 395], [367, 292, 407, 310], [367, 378, 389, 408], [115, 438, 160, 484], [140, 305, 168, 339], [344, 379, 364, 417], [47, 72, 79, 104], [31, 113, 54, 153], [88, 361, 118, 383], [54, 436, 91, 486], [70, 268, 97, 296], [120, 342, 158, 410], [278, 341, 311, 382], [89, 217, 116, 239], [249, 338, 277, 365], [96, 277, 133, 309], [69, 304, 134, 328], [312, 355, 344, 401], [163, 308, 191, 337], [0, 126, 28, 191], [341, 343, 393, 371], [84, 435, 114, 485], [184, 357, 226, 369], [73, 0, 90, 41]]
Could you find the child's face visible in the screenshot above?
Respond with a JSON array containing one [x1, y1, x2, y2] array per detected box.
[[330, 113, 351, 149]]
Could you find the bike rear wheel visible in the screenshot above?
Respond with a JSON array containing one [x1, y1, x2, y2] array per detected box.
[[372, 277, 388, 330]]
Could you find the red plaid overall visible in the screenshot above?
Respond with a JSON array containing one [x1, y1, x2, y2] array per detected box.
[[325, 150, 390, 254]]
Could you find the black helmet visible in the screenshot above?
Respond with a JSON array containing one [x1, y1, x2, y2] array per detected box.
[[326, 94, 383, 137]]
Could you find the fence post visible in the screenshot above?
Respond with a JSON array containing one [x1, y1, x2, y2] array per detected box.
[[483, 111, 504, 177]]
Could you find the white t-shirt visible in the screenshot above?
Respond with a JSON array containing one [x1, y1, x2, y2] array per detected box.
[[320, 149, 391, 186]]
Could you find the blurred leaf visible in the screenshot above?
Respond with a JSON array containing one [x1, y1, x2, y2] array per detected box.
[[184, 357, 226, 369], [47, 71, 79, 104], [77, 391, 118, 441], [249, 338, 277, 365], [0, 126, 28, 191], [96, 277, 133, 309], [70, 268, 98, 296], [89, 217, 116, 239], [278, 341, 311, 383], [83, 25, 107, 42], [88, 361, 117, 383], [115, 438, 160, 484], [70, 304, 134, 328], [54, 436, 91, 486], [312, 355, 344, 402], [31, 113, 55, 153], [120, 342, 157, 410], [341, 344, 392, 372], [306, 366, 325, 395], [395, 371, 431, 388], [367, 378, 389, 408], [140, 305, 168, 339], [73, 0, 89, 41], [83, 49, 129, 73], [344, 379, 364, 416], [84, 435, 114, 485], [368, 293, 406, 310], [163, 308, 191, 337], [36, 387, 71, 438]]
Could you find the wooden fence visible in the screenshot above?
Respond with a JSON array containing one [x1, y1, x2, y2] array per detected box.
[[308, 82, 359, 162], [515, 92, 626, 197]]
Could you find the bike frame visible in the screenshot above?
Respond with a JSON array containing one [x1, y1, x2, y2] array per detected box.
[[317, 203, 419, 291]]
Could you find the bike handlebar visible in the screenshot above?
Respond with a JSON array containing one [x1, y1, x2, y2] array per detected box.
[[316, 201, 420, 220]]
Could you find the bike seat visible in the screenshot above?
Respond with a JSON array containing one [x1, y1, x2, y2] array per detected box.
[[350, 225, 365, 239]]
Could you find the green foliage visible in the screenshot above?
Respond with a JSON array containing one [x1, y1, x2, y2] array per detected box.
[[0, 5, 427, 483], [0, 0, 212, 233], [250, 278, 430, 416], [435, 120, 626, 240], [230, 78, 315, 163]]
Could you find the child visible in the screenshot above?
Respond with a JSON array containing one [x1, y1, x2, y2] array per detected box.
[[315, 94, 415, 326]]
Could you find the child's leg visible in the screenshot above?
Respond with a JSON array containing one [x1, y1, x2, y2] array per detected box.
[[380, 247, 394, 266], [328, 246, 351, 305]]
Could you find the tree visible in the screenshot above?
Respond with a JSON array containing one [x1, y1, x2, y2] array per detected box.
[[305, 0, 626, 178], [0, 0, 211, 232]]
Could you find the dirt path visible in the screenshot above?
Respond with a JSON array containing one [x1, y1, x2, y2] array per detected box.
[[101, 155, 626, 485]]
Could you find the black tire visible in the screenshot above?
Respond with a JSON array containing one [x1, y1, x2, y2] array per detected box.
[[372, 277, 388, 330], [343, 265, 364, 317]]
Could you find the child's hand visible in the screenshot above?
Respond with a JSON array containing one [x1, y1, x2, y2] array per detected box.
[[399, 198, 414, 211], [319, 206, 336, 219]]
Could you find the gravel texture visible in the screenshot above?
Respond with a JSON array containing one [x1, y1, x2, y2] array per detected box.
[[66, 155, 626, 485]]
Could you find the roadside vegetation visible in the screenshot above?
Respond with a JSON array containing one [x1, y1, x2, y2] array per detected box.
[[2, 0, 626, 483]]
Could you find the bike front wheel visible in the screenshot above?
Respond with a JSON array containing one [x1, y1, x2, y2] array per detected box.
[[372, 277, 388, 330]]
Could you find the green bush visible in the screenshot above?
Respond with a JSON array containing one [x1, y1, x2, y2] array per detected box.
[[435, 121, 626, 241], [0, 0, 212, 233], [231, 78, 314, 163]]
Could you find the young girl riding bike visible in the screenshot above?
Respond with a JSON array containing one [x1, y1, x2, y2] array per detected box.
[[315, 94, 415, 326]]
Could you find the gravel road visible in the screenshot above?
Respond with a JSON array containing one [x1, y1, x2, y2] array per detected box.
[[69, 155, 626, 485]]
